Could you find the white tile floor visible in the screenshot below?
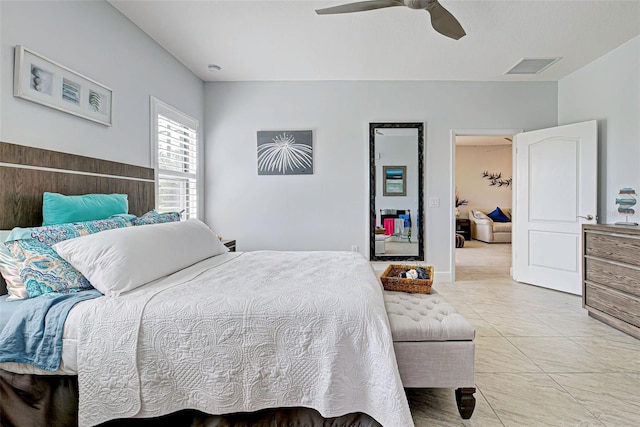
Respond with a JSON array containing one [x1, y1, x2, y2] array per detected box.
[[373, 240, 640, 426]]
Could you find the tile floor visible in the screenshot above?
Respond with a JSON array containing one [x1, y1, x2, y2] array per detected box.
[[373, 241, 640, 426]]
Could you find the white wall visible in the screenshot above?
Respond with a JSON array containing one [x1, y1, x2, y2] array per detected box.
[[456, 144, 513, 218], [558, 35, 640, 224], [0, 0, 204, 168], [204, 81, 557, 276]]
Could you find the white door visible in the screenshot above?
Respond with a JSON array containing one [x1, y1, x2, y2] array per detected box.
[[513, 120, 597, 295]]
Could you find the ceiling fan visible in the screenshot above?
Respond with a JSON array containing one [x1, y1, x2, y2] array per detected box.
[[315, 0, 466, 40]]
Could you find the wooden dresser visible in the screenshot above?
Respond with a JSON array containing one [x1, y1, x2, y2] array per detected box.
[[582, 224, 640, 339]]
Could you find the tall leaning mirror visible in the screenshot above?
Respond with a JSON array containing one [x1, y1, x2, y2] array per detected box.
[[370, 122, 424, 261]]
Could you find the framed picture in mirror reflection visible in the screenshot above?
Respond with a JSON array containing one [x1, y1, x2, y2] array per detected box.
[[383, 166, 406, 196]]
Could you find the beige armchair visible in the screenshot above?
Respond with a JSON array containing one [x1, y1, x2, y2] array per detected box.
[[468, 208, 512, 243]]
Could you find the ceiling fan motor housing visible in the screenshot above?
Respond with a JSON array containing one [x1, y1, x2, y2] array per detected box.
[[406, 0, 438, 10]]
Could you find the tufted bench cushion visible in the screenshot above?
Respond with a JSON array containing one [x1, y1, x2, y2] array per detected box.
[[384, 289, 475, 342], [383, 287, 477, 419]]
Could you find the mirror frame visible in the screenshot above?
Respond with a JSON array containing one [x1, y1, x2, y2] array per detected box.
[[369, 122, 424, 261]]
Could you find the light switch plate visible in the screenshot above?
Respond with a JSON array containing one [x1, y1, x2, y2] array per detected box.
[[429, 197, 440, 207]]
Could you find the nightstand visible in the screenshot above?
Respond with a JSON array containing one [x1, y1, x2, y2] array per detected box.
[[222, 239, 236, 252], [456, 218, 470, 240]]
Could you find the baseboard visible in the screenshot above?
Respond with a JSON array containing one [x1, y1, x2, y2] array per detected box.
[[434, 270, 452, 283]]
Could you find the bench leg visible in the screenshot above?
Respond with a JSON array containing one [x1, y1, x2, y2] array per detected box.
[[455, 387, 476, 419]]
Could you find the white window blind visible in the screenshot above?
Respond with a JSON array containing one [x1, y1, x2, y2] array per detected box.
[[152, 98, 199, 220]]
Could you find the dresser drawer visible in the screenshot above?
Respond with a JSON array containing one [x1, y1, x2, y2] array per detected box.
[[585, 258, 640, 298], [585, 232, 640, 268], [585, 283, 640, 328]]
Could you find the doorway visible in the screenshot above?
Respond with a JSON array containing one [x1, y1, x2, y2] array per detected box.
[[450, 123, 598, 292], [450, 129, 521, 282]]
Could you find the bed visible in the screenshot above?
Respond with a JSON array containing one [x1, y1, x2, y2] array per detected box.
[[0, 142, 413, 427]]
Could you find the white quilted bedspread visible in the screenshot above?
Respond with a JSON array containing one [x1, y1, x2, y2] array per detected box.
[[74, 251, 414, 427]]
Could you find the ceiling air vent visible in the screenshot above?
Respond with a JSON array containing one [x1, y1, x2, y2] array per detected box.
[[506, 57, 561, 75]]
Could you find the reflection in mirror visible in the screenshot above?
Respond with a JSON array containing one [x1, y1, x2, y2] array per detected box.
[[370, 123, 424, 261]]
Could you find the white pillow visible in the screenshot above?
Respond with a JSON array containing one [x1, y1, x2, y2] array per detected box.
[[53, 219, 228, 297], [473, 210, 490, 220], [0, 242, 29, 301]]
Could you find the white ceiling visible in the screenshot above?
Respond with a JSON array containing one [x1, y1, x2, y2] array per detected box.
[[109, 0, 640, 82]]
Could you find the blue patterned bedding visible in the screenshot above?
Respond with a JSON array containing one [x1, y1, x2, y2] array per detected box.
[[0, 289, 101, 371]]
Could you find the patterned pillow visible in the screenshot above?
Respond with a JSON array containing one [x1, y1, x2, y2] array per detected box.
[[7, 216, 132, 246], [5, 217, 132, 298], [132, 210, 182, 226], [7, 239, 92, 297]]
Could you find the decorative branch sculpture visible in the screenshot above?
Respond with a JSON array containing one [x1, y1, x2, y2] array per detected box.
[[481, 171, 512, 188]]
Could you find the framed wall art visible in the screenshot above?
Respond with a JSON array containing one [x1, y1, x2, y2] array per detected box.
[[257, 130, 313, 175], [13, 45, 113, 126], [383, 166, 407, 196]]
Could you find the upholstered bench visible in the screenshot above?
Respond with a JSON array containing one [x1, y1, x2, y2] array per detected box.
[[384, 290, 476, 419]]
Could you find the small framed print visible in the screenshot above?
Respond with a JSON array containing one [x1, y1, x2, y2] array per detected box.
[[383, 166, 407, 196]]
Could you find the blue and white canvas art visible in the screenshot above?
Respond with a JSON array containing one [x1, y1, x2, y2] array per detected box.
[[257, 130, 313, 175]]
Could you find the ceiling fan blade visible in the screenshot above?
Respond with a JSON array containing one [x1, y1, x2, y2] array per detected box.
[[316, 0, 403, 15], [426, 1, 466, 40]]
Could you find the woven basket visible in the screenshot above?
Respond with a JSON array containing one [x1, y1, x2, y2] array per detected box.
[[380, 264, 433, 294]]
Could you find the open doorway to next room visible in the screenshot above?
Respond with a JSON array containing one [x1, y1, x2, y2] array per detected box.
[[454, 134, 514, 281]]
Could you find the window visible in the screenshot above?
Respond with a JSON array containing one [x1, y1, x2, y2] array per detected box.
[[151, 97, 199, 219]]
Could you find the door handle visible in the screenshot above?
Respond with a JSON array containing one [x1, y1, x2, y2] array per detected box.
[[578, 215, 594, 221]]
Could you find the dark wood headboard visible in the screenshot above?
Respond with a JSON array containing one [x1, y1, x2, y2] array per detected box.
[[0, 141, 155, 295], [0, 141, 155, 229]]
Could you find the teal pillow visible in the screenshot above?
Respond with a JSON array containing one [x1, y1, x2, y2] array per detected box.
[[42, 193, 128, 226], [487, 207, 511, 223]]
